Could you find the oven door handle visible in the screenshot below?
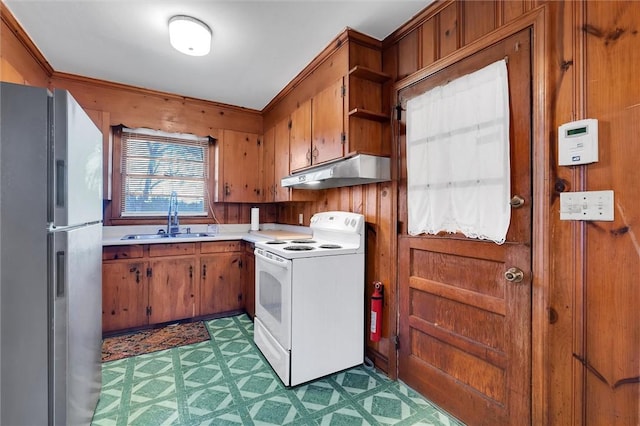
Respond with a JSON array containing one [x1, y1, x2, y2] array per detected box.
[[255, 250, 291, 270]]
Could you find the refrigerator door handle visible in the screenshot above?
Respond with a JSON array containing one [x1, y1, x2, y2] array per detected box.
[[56, 250, 65, 298], [56, 159, 66, 207]]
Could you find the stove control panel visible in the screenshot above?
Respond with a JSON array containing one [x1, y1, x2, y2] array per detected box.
[[310, 211, 364, 233]]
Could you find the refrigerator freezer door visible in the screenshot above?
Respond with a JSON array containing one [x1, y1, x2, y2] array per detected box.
[[51, 224, 102, 425], [52, 90, 103, 226], [1, 82, 50, 426]]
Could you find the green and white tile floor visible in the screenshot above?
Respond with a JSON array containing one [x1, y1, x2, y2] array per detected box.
[[92, 314, 464, 426]]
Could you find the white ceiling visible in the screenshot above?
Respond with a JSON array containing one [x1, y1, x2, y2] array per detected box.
[[5, 1, 432, 111]]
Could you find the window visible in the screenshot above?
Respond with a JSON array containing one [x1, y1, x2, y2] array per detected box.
[[119, 127, 211, 217]]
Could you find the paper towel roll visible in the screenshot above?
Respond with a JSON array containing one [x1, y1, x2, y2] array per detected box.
[[251, 207, 259, 231]]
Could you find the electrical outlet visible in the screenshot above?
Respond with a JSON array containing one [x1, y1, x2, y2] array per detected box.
[[298, 213, 304, 225], [560, 190, 614, 221]]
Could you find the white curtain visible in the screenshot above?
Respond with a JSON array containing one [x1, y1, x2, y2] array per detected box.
[[406, 59, 511, 244]]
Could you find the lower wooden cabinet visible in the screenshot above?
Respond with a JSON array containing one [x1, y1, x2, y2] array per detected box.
[[242, 242, 255, 319], [102, 240, 246, 334], [102, 261, 148, 333], [148, 257, 196, 324], [200, 253, 243, 316]]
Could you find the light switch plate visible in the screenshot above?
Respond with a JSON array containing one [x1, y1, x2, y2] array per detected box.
[[560, 190, 614, 221]]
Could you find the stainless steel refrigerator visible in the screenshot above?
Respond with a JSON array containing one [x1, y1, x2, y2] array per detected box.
[[1, 82, 103, 425]]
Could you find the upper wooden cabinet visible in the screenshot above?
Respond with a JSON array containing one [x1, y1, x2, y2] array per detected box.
[[263, 29, 391, 178], [219, 129, 262, 202], [263, 112, 318, 203]]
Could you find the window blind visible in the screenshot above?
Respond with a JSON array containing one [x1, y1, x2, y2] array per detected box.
[[120, 127, 210, 217]]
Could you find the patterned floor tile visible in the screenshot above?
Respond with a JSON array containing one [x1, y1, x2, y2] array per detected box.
[[126, 398, 180, 425], [360, 389, 416, 424], [247, 394, 303, 425], [333, 367, 385, 396], [235, 370, 283, 400], [93, 314, 464, 426], [294, 379, 346, 413], [182, 362, 225, 388], [316, 404, 374, 426], [186, 384, 235, 419]]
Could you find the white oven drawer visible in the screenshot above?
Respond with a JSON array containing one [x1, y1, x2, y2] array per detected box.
[[254, 317, 290, 386]]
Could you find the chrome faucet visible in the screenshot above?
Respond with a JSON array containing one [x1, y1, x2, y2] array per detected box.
[[167, 191, 180, 235]]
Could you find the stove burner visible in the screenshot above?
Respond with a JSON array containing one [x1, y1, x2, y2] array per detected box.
[[319, 244, 342, 249], [266, 240, 287, 244], [283, 245, 315, 251], [291, 239, 316, 244]]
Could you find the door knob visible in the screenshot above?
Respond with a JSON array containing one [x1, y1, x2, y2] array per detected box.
[[504, 267, 524, 283], [510, 195, 525, 208]]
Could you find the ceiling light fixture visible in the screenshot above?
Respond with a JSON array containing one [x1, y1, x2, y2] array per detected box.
[[168, 15, 211, 56]]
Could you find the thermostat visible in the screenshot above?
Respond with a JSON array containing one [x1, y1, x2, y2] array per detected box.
[[558, 118, 598, 166]]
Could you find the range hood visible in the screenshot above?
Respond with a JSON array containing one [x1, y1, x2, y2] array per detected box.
[[281, 154, 390, 190]]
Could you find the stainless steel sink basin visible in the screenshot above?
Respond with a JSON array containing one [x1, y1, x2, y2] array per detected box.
[[121, 233, 170, 240], [172, 233, 213, 238], [120, 232, 214, 241]]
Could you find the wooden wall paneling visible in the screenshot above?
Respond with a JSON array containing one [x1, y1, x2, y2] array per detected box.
[[545, 1, 582, 424], [502, 1, 526, 25], [50, 73, 262, 136], [582, 2, 640, 424], [262, 126, 275, 202], [397, 29, 419, 80], [461, 1, 496, 46], [420, 17, 437, 69], [0, 6, 51, 87], [438, 2, 460, 58]]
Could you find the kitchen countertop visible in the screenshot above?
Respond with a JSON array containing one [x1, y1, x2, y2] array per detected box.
[[102, 223, 311, 246]]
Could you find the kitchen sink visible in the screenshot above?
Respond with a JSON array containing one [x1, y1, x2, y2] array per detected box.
[[120, 232, 214, 241]]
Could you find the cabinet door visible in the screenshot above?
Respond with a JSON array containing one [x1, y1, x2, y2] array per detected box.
[[200, 253, 243, 316], [222, 129, 262, 202], [312, 78, 345, 165], [274, 117, 292, 201], [102, 261, 148, 333], [262, 126, 276, 202], [289, 100, 312, 172], [148, 258, 196, 324], [243, 244, 256, 319]]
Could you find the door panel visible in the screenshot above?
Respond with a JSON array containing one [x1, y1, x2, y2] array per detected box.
[[397, 29, 532, 425], [312, 78, 344, 165]]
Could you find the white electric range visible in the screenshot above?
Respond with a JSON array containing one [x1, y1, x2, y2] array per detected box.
[[253, 211, 365, 386]]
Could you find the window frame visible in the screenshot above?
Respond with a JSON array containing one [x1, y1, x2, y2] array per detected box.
[[111, 126, 215, 221]]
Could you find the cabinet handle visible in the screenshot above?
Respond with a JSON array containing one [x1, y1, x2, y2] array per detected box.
[[135, 269, 140, 284], [225, 183, 231, 196], [306, 149, 311, 164], [189, 265, 193, 278], [312, 146, 319, 160], [202, 264, 207, 278]]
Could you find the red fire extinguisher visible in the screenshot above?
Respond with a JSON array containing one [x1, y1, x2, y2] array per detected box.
[[370, 281, 383, 342]]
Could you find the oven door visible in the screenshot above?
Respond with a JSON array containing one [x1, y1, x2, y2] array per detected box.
[[254, 248, 292, 350]]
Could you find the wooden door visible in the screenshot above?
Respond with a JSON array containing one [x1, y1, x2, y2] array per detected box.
[[290, 100, 311, 172], [148, 258, 196, 324], [222, 129, 262, 202], [312, 78, 344, 165], [274, 117, 292, 201], [200, 253, 243, 315], [102, 261, 148, 333], [397, 29, 532, 425]]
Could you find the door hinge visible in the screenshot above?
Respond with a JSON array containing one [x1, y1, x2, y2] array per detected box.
[[341, 85, 346, 97], [147, 267, 152, 278], [146, 306, 152, 316], [341, 132, 346, 143], [392, 335, 399, 348]]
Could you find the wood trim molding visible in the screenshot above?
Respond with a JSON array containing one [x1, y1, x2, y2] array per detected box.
[[51, 71, 261, 116], [0, 2, 53, 76], [262, 27, 381, 114], [392, 5, 551, 425]]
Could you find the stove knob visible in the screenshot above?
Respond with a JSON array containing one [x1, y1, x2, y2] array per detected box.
[[344, 218, 350, 225], [351, 218, 357, 227]]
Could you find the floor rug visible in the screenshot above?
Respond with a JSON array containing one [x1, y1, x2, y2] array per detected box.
[[101, 321, 210, 362]]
